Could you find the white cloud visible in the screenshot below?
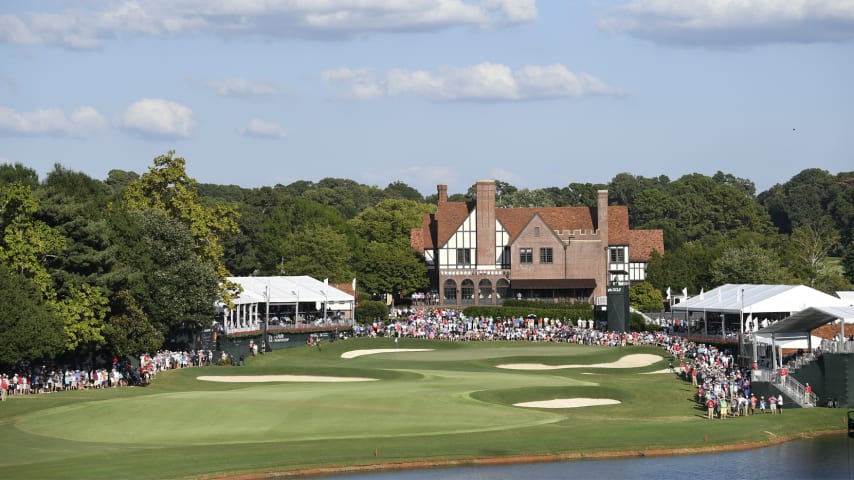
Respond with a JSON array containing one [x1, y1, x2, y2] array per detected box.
[[206, 78, 285, 97], [321, 68, 385, 99], [119, 98, 195, 138], [323, 62, 620, 101], [240, 118, 287, 139], [599, 0, 854, 47], [1, 0, 537, 48], [0, 105, 106, 136]]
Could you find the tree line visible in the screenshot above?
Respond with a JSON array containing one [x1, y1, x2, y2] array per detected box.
[[1, 152, 851, 367]]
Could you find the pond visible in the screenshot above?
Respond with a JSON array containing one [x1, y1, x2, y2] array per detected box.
[[311, 434, 852, 480]]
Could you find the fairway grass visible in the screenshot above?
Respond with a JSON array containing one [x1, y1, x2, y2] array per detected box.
[[1, 338, 845, 479]]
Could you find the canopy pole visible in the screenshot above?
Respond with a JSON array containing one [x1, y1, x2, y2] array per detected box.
[[771, 332, 778, 371], [703, 308, 707, 336]]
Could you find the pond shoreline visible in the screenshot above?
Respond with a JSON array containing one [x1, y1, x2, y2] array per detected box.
[[205, 428, 845, 480]]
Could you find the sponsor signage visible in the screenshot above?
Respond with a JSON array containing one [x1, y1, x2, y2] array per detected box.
[[267, 333, 291, 343]]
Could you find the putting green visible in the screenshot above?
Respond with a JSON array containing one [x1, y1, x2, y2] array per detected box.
[[15, 369, 592, 446]]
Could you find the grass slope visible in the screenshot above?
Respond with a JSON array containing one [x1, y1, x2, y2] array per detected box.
[[0, 338, 845, 479]]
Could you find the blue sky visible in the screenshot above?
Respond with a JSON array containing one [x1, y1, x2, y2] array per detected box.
[[1, 1, 852, 197]]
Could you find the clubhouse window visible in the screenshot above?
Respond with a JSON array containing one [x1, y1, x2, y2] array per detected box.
[[520, 248, 533, 263], [456, 248, 472, 266], [540, 247, 553, 264]]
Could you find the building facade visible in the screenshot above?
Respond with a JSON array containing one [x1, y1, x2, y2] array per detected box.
[[410, 180, 664, 307]]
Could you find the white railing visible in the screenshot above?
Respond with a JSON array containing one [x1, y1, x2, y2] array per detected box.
[[225, 318, 355, 335], [770, 371, 817, 407], [820, 339, 854, 354]]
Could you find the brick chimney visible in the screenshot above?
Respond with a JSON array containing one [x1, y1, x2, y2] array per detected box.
[[437, 184, 448, 204], [597, 190, 609, 296], [476, 180, 496, 268], [597, 189, 609, 244]]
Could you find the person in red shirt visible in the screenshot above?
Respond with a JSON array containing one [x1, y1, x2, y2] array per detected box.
[[804, 383, 812, 404]]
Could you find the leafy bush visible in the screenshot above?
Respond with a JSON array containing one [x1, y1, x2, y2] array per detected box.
[[356, 300, 389, 323]]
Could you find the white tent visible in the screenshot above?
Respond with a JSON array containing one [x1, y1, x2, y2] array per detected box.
[[751, 305, 854, 369], [836, 291, 854, 306], [671, 284, 848, 316], [228, 275, 354, 310], [220, 276, 355, 334], [753, 334, 825, 349]]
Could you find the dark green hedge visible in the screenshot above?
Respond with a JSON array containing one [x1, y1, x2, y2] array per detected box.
[[355, 300, 390, 323]]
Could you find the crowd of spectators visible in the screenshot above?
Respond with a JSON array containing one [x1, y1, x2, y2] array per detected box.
[[3, 306, 795, 417], [662, 336, 786, 418], [0, 349, 224, 399], [1, 363, 134, 397], [357, 307, 667, 347]]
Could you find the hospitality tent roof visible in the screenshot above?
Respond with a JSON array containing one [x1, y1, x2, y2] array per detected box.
[[753, 306, 854, 349], [225, 276, 354, 308], [756, 306, 854, 336], [836, 291, 854, 305], [671, 284, 848, 315]]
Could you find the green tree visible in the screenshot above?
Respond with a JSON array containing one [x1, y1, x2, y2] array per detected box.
[[0, 162, 40, 188], [561, 182, 605, 207], [303, 178, 384, 219], [711, 242, 787, 284], [0, 182, 66, 298], [785, 224, 840, 288], [104, 290, 164, 357], [665, 174, 773, 242], [712, 171, 756, 197], [122, 151, 240, 305], [252, 198, 352, 275], [111, 209, 219, 337], [0, 262, 65, 366], [355, 299, 389, 323], [608, 172, 670, 213], [383, 181, 424, 201], [759, 168, 838, 234], [51, 283, 109, 351], [355, 241, 428, 299], [629, 281, 665, 312], [281, 224, 354, 283], [843, 246, 854, 285], [646, 242, 721, 294], [36, 165, 118, 295], [504, 188, 556, 207], [350, 199, 434, 245]]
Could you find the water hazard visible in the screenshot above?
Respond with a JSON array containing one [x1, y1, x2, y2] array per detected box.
[[312, 434, 852, 480]]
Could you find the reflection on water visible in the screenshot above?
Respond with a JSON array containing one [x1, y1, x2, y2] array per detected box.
[[313, 435, 852, 480]]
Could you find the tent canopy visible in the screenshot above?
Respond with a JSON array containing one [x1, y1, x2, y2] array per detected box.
[[225, 276, 354, 308], [753, 334, 825, 348], [836, 291, 854, 305], [671, 284, 848, 315], [756, 306, 854, 336]]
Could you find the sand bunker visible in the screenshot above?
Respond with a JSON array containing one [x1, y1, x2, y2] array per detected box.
[[514, 398, 621, 409], [497, 353, 662, 371], [197, 375, 376, 383], [340, 348, 433, 359]]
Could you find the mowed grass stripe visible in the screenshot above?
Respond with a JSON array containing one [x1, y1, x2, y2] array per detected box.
[[15, 368, 587, 445]]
